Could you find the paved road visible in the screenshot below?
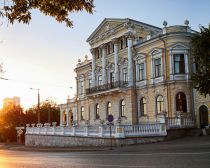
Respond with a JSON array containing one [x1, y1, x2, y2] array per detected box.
[[0, 136, 210, 168]]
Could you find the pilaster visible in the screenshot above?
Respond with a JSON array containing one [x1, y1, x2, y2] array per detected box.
[[101, 44, 107, 85], [90, 48, 96, 87], [112, 38, 119, 82]]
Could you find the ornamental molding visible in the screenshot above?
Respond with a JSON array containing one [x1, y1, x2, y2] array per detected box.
[[134, 53, 146, 61], [118, 57, 128, 66], [95, 66, 102, 74], [106, 62, 115, 71], [149, 48, 163, 56], [169, 42, 189, 51]]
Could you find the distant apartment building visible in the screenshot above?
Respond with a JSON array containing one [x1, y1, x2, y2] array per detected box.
[[3, 96, 20, 108]]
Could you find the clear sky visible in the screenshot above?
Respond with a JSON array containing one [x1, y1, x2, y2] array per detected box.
[[0, 0, 210, 109]]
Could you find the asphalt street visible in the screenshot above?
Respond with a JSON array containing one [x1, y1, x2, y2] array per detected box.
[[0, 136, 210, 168]]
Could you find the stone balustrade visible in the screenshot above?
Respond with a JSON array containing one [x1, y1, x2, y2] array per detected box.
[[166, 116, 195, 129], [26, 122, 167, 138]]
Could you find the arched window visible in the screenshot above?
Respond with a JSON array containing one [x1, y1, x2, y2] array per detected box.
[[107, 102, 112, 115], [156, 95, 164, 114], [176, 92, 187, 112], [95, 104, 100, 119], [120, 100, 126, 117], [81, 106, 84, 120], [140, 98, 147, 116]]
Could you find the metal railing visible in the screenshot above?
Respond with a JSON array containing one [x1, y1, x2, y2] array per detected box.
[[86, 80, 128, 95]]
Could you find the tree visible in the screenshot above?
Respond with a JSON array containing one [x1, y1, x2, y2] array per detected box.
[[191, 24, 210, 96], [25, 100, 60, 124], [0, 0, 95, 27], [0, 105, 25, 142]]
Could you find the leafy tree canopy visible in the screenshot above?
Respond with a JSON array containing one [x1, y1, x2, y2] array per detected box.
[[0, 0, 95, 27], [191, 24, 210, 96]]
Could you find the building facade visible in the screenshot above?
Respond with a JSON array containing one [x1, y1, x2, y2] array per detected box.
[[59, 18, 210, 128]]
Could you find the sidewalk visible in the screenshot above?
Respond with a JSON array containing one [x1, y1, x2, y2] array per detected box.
[[0, 143, 109, 152]]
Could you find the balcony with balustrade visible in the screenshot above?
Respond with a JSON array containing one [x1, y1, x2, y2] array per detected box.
[[86, 80, 128, 97]]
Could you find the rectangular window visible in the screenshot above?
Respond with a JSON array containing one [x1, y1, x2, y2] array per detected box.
[[80, 81, 84, 94], [81, 107, 84, 120], [154, 58, 161, 77], [107, 44, 111, 55], [97, 49, 100, 59], [120, 39, 124, 49], [174, 54, 185, 74], [138, 63, 145, 81], [98, 75, 102, 86], [110, 72, 114, 86], [89, 78, 92, 88], [122, 68, 128, 84]]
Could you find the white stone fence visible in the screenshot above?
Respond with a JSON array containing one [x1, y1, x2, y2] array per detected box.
[[166, 116, 195, 129], [26, 123, 167, 138]]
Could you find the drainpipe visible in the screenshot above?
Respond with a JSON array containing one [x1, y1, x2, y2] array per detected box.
[[159, 35, 170, 117]]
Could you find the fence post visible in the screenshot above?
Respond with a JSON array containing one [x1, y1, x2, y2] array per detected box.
[[98, 125, 104, 137], [84, 125, 89, 137], [114, 124, 125, 138]]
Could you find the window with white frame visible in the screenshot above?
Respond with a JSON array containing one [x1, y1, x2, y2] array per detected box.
[[110, 72, 114, 86], [156, 95, 164, 114], [174, 54, 185, 74], [140, 97, 147, 116], [95, 104, 100, 119], [98, 75, 102, 86], [169, 44, 189, 80], [80, 81, 84, 94], [154, 58, 161, 78], [107, 102, 112, 115], [81, 106, 85, 120], [122, 68, 128, 84], [137, 63, 145, 81], [88, 78, 92, 88], [120, 99, 126, 117]]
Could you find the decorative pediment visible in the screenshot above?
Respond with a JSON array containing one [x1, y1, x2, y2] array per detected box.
[[134, 53, 146, 61], [118, 57, 128, 66], [169, 43, 189, 50], [87, 18, 126, 43], [87, 18, 162, 44], [106, 62, 115, 71], [95, 66, 102, 74], [149, 48, 163, 56]]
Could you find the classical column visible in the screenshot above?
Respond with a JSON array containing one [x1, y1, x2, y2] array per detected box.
[[169, 51, 174, 80], [184, 53, 189, 79], [127, 33, 134, 87], [112, 38, 119, 82], [90, 48, 96, 87], [101, 44, 107, 85]]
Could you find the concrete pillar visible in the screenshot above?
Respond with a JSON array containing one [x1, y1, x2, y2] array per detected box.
[[66, 112, 69, 127], [90, 48, 96, 87], [112, 38, 119, 82], [60, 111, 63, 126], [101, 44, 107, 85]]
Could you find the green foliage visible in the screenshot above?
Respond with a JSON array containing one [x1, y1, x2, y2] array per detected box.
[[0, 100, 60, 142], [26, 100, 60, 124], [0, 0, 95, 27], [191, 24, 210, 96], [0, 106, 25, 142]]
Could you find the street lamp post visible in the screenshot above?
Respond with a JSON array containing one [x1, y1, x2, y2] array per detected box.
[[30, 88, 40, 123]]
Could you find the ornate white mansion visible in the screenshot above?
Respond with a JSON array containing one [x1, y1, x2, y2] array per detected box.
[[59, 18, 209, 128], [26, 18, 210, 147]]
